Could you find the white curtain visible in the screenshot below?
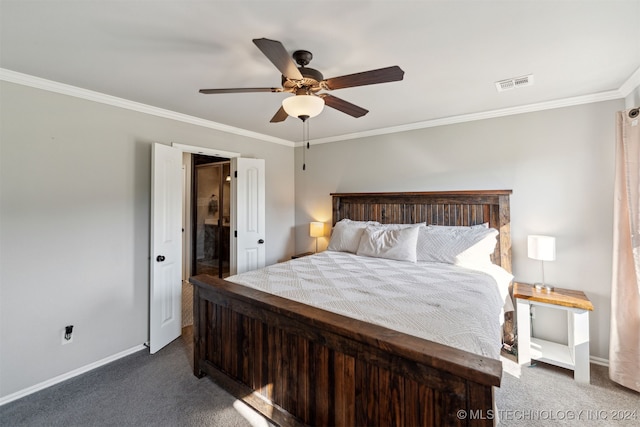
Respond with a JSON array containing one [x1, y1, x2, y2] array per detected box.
[[610, 107, 640, 392]]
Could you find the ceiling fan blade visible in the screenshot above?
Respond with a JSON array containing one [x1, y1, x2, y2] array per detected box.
[[321, 94, 369, 118], [270, 106, 289, 123], [323, 66, 404, 90], [199, 87, 280, 94], [253, 38, 303, 81]]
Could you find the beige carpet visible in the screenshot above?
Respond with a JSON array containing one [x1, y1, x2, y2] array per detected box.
[[496, 354, 639, 426]]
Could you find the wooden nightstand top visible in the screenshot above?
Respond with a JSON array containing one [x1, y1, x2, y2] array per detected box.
[[513, 282, 594, 311]]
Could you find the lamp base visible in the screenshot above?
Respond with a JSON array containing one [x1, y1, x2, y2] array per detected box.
[[534, 282, 554, 292]]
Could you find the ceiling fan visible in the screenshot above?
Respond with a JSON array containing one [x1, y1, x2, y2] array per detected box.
[[199, 38, 405, 122]]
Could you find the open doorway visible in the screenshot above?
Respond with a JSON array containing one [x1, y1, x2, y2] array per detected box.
[[181, 153, 231, 331], [192, 154, 231, 279]]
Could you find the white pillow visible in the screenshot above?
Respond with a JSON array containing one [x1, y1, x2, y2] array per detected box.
[[417, 226, 498, 264], [356, 224, 421, 262], [327, 219, 380, 253]]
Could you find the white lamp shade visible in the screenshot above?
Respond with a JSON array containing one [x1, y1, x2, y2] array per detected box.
[[309, 221, 324, 238], [527, 235, 556, 261], [282, 95, 324, 119]]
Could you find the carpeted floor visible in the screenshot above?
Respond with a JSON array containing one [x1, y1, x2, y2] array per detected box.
[[1, 334, 638, 426], [496, 355, 639, 426], [0, 333, 273, 427]]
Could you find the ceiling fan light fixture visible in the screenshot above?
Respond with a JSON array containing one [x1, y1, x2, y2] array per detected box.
[[282, 95, 324, 120]]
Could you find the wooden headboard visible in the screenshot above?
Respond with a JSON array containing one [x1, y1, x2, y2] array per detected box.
[[331, 190, 512, 272]]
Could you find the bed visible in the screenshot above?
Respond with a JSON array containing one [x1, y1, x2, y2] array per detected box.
[[191, 190, 512, 426]]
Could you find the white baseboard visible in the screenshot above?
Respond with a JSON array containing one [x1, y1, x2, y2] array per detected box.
[[590, 355, 609, 367], [0, 344, 146, 406]]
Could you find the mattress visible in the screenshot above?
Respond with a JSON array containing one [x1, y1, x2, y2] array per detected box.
[[227, 250, 511, 359]]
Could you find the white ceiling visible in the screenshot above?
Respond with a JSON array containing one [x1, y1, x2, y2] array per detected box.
[[1, 1, 639, 144]]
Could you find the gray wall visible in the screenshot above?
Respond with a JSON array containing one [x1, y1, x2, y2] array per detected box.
[[0, 81, 295, 398], [294, 99, 624, 361]]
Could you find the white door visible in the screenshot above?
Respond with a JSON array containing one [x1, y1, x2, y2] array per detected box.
[[231, 158, 266, 274], [150, 143, 183, 354]]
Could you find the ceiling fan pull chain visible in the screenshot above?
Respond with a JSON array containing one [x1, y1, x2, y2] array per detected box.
[[301, 119, 312, 171], [306, 120, 311, 170], [302, 120, 306, 171]]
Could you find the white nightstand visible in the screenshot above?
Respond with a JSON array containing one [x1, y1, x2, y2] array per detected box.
[[514, 282, 594, 383]]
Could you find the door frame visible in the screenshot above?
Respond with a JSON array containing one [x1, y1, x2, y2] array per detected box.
[[176, 143, 240, 282], [173, 143, 240, 159]]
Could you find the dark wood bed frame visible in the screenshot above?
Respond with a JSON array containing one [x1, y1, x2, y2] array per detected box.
[[191, 190, 512, 426]]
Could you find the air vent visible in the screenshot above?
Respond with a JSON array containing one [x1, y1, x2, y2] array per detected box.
[[495, 74, 534, 92]]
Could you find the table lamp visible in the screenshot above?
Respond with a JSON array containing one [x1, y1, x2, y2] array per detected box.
[[310, 222, 324, 253], [527, 235, 556, 291]]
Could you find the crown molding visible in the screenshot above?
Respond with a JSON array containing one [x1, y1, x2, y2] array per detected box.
[[3, 67, 635, 149], [0, 68, 295, 147], [618, 66, 640, 97], [307, 89, 625, 146]]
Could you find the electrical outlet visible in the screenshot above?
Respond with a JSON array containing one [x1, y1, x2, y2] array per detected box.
[[62, 325, 74, 345]]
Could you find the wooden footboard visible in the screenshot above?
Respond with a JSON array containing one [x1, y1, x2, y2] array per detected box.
[[192, 274, 501, 427]]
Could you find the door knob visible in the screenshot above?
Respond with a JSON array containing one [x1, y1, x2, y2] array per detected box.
[[156, 255, 166, 262], [258, 239, 264, 244]]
